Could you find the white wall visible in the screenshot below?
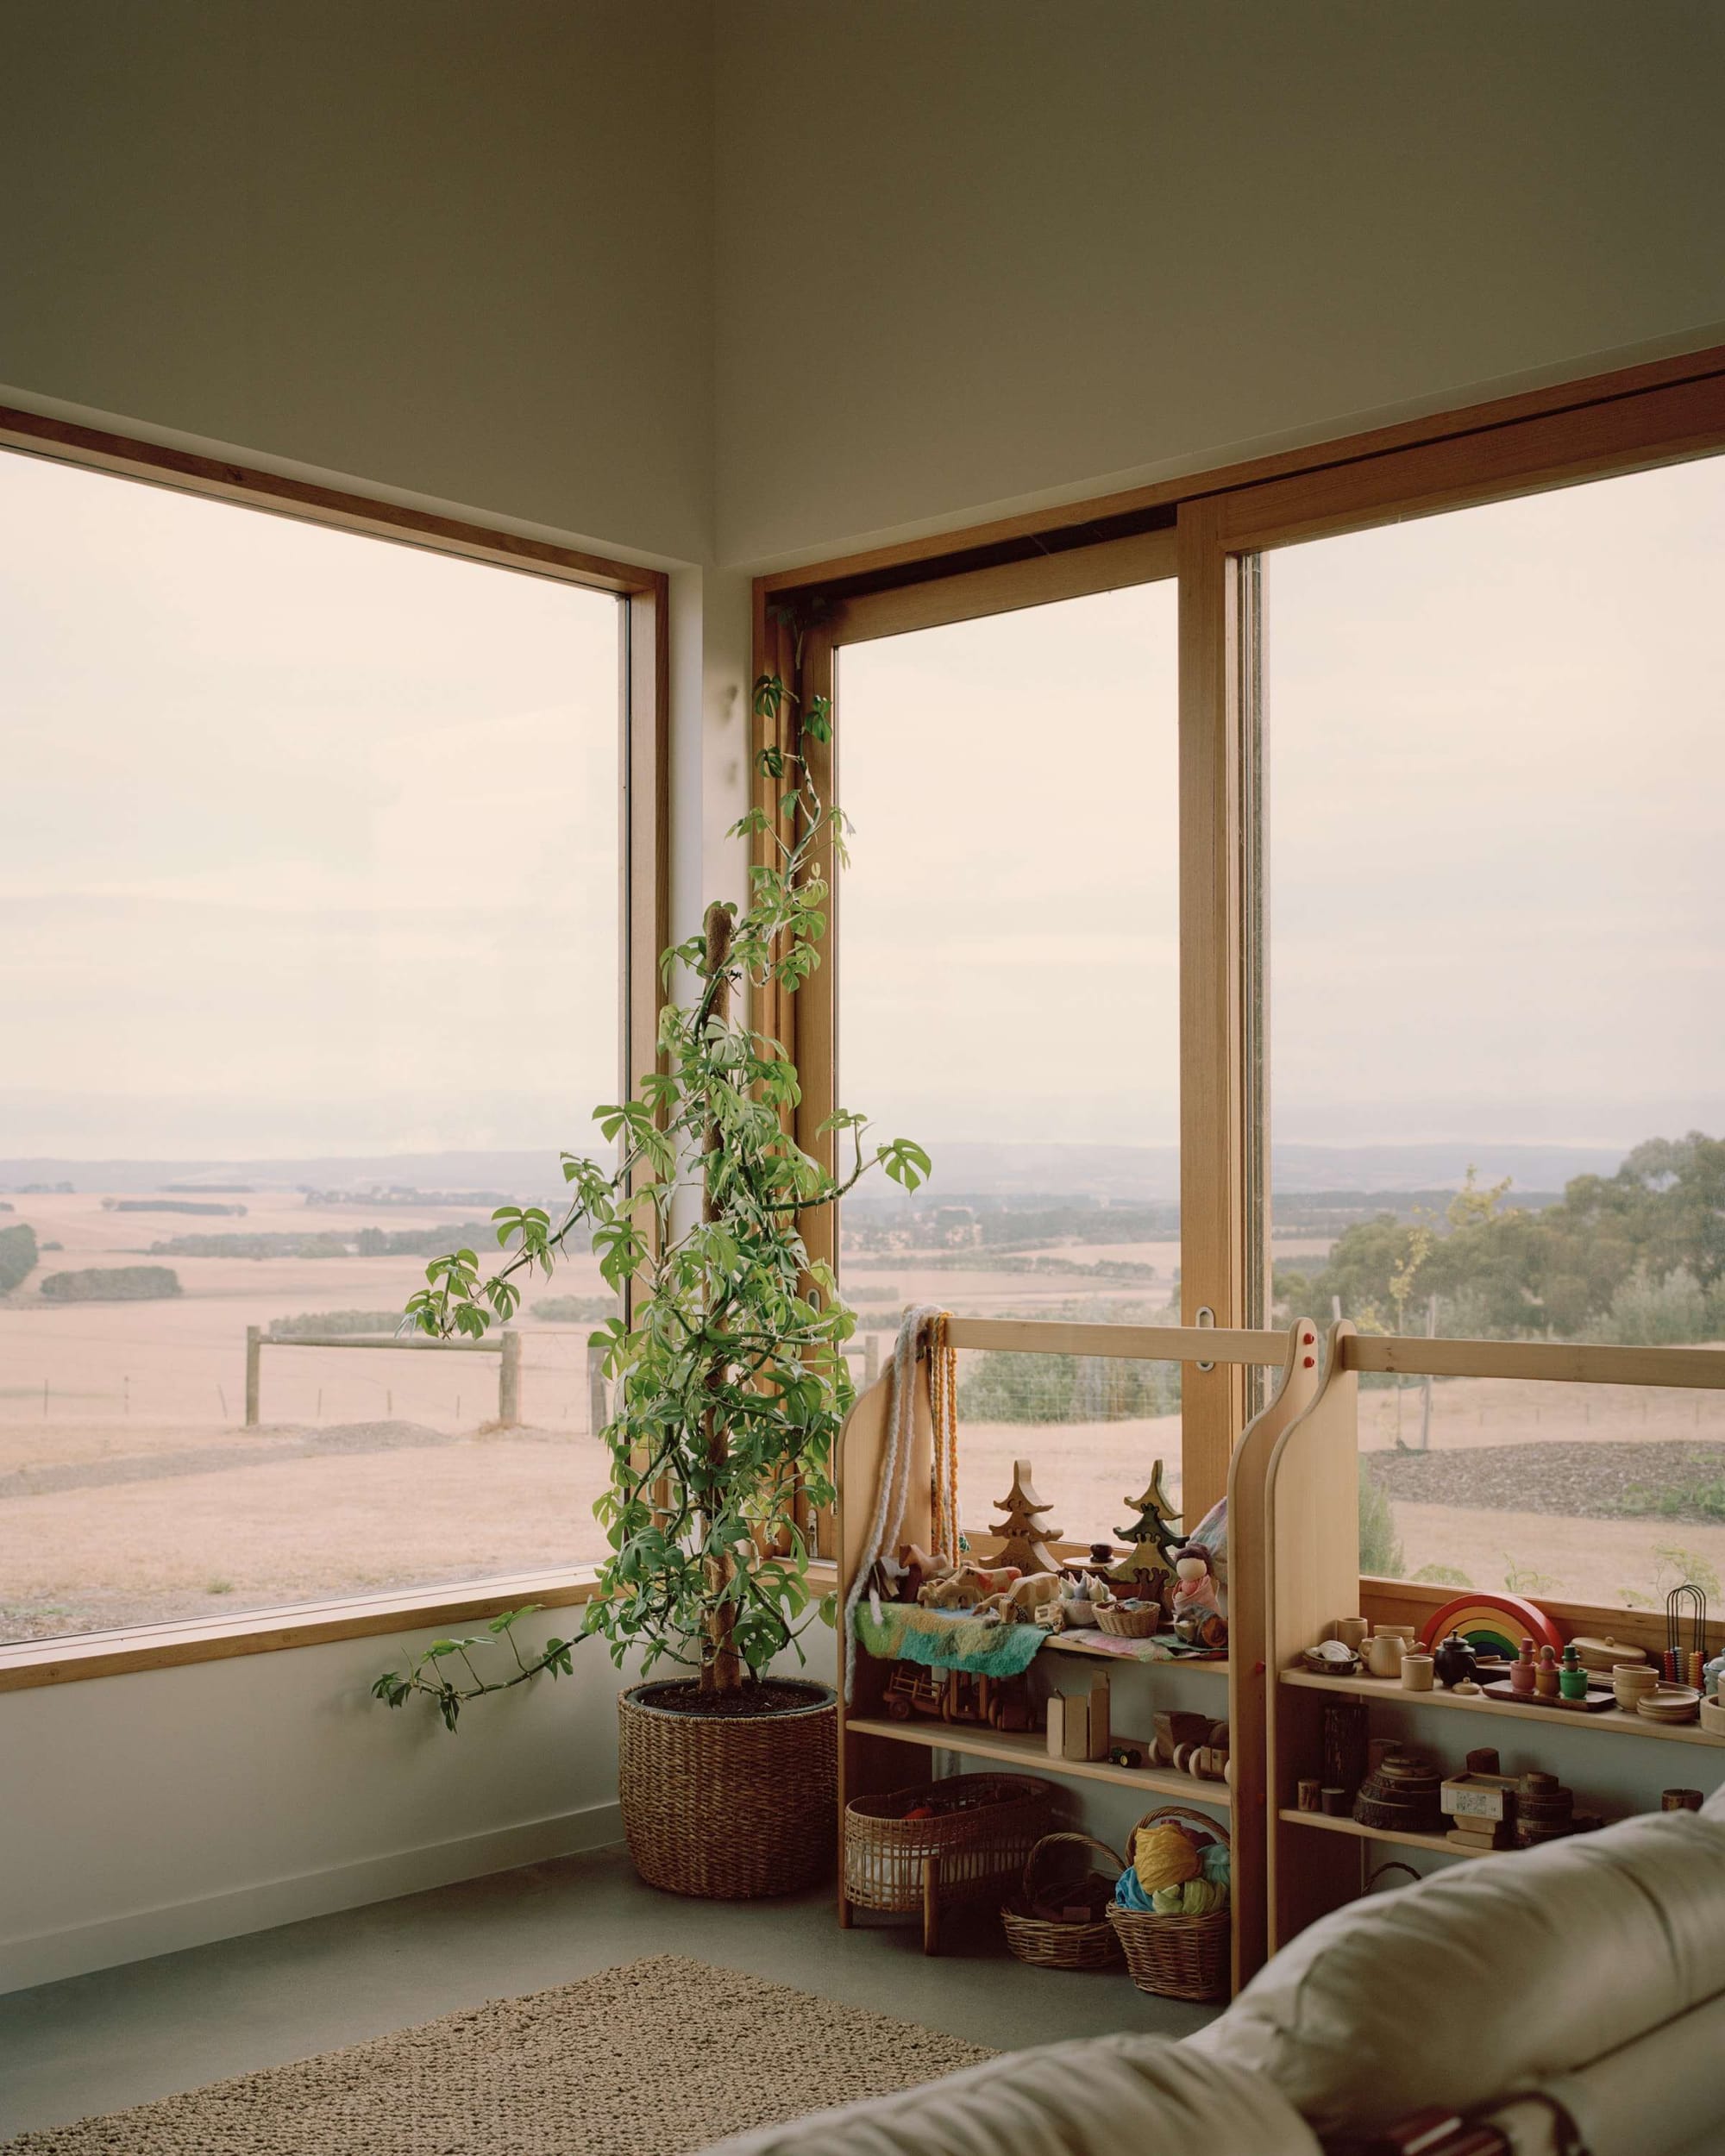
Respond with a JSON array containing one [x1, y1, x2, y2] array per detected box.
[[0, 0, 715, 564], [714, 0, 1725, 567], [0, 1615, 637, 1995]]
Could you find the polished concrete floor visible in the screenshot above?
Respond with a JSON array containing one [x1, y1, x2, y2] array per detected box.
[[0, 1845, 1216, 2140]]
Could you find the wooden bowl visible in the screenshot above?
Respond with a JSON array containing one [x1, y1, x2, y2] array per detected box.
[[1697, 1696, 1725, 1738], [1638, 1686, 1701, 1724]]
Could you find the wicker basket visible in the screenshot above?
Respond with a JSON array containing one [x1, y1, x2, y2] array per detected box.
[[1000, 1833, 1126, 1971], [618, 1679, 836, 1899], [844, 1772, 1057, 1918], [1095, 1603, 1162, 1639], [1107, 1805, 1232, 2002]]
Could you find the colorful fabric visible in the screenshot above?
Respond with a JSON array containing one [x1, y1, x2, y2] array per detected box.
[[851, 1601, 1048, 1678]]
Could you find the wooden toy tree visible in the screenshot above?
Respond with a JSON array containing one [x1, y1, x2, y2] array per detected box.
[[991, 1458, 1063, 1575], [1108, 1461, 1183, 1600]]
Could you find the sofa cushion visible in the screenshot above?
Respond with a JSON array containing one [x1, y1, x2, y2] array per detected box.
[[1191, 1807, 1725, 2135], [702, 2029, 1320, 2156]]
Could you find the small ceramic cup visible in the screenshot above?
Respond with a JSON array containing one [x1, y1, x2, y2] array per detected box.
[[1320, 1787, 1348, 1816], [1365, 1633, 1406, 1678], [1335, 1617, 1370, 1651], [1400, 1652, 1435, 1693]]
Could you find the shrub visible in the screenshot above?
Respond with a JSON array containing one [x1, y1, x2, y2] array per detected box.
[[269, 1310, 405, 1338], [40, 1265, 183, 1302], [0, 1222, 38, 1294], [1359, 1458, 1404, 1576], [530, 1294, 620, 1324], [1588, 1264, 1722, 1346], [959, 1350, 1178, 1424]]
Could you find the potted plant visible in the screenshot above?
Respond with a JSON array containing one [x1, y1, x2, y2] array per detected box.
[[373, 671, 928, 1898]]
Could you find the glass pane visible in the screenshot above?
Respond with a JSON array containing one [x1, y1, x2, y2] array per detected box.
[[0, 450, 620, 1644], [836, 583, 1189, 1539], [1267, 454, 1725, 1610]]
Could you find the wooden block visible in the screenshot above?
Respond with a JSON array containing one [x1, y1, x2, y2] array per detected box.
[[1063, 1694, 1090, 1761], [1088, 1676, 1111, 1759], [1446, 1823, 1513, 1852], [1440, 1772, 1519, 1823], [1046, 1695, 1067, 1760]]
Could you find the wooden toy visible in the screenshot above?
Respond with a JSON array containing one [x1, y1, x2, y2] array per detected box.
[[1662, 1788, 1703, 1812], [1354, 1750, 1445, 1836], [1418, 1593, 1564, 1661], [977, 1572, 1063, 1623], [1510, 1638, 1537, 1695], [1433, 1632, 1481, 1690], [1534, 1644, 1560, 1699], [991, 1461, 1063, 1576], [1559, 1644, 1590, 1701], [1440, 1771, 1518, 1826], [1109, 1743, 1145, 1769], [882, 1662, 1032, 1733], [1400, 1651, 1434, 1692], [1107, 1463, 1182, 1607], [1665, 1582, 1707, 1684], [918, 1561, 1020, 1611], [1302, 1638, 1362, 1676], [1046, 1675, 1112, 1762], [897, 1544, 953, 1603], [1571, 1633, 1648, 1673]]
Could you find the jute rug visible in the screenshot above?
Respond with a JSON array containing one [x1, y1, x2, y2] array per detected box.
[[2, 1953, 995, 2156]]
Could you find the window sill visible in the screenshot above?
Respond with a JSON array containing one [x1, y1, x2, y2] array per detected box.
[[0, 1560, 841, 1695]]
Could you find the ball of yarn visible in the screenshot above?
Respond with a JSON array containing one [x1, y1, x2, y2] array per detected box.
[[1133, 1821, 1201, 1896], [1150, 1877, 1227, 1916]]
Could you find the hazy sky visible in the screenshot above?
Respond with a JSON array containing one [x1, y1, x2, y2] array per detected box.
[[2, 450, 620, 1158], [8, 444, 1722, 1169], [842, 454, 1725, 1155]]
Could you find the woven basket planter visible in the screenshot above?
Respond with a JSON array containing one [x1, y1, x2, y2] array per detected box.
[[618, 1679, 837, 1900]]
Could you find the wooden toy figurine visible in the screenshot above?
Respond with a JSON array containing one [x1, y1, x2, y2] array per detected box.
[[1534, 1644, 1561, 1699], [1559, 1643, 1590, 1701], [1510, 1637, 1537, 1695], [1108, 1462, 1183, 1607], [990, 1461, 1063, 1575]]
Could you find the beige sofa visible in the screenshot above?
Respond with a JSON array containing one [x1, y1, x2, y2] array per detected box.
[[709, 1792, 1725, 2156]]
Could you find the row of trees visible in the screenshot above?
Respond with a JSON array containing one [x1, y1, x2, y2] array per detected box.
[[1276, 1133, 1725, 1345]]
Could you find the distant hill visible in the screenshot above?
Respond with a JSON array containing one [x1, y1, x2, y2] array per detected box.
[[0, 1139, 1625, 1206]]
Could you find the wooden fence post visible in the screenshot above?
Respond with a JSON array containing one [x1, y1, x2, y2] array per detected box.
[[499, 1330, 522, 1426], [586, 1339, 608, 1436], [244, 1326, 262, 1427]]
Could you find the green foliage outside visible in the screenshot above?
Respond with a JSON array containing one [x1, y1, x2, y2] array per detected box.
[[960, 1351, 1179, 1423], [376, 667, 928, 1727], [40, 1265, 183, 1302], [530, 1294, 620, 1324], [0, 1222, 38, 1294], [1276, 1135, 1725, 1346], [1358, 1459, 1404, 1577], [268, 1310, 407, 1338]]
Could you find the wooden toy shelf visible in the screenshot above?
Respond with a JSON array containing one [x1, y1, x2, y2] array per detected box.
[[836, 1316, 1323, 1989], [1277, 1808, 1510, 1858], [1281, 1669, 1725, 1750], [1254, 1322, 1725, 1977], [849, 1713, 1235, 1805]]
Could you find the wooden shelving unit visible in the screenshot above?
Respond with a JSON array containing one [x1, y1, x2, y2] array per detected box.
[[849, 1714, 1233, 1806], [1280, 1670, 1725, 1750], [835, 1317, 1321, 1987], [1253, 1320, 1725, 1977], [1276, 1807, 1505, 1858]]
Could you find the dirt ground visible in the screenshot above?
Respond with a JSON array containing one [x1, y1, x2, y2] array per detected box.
[[4, 1197, 1720, 1642]]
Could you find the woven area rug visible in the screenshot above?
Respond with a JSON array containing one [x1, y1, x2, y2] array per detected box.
[[3, 1953, 994, 2156]]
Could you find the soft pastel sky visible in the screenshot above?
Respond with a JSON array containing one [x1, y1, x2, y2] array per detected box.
[[1, 449, 620, 1157], [841, 454, 1725, 1156], [6, 446, 1722, 1169]]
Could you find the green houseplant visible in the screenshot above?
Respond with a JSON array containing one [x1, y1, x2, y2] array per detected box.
[[374, 671, 927, 1896]]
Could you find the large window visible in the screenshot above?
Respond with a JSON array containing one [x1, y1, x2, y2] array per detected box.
[[833, 575, 1185, 1536], [1266, 455, 1725, 1610], [0, 445, 641, 1645]]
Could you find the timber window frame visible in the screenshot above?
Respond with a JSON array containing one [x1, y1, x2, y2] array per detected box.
[[0, 404, 670, 1689], [753, 342, 1725, 1574]]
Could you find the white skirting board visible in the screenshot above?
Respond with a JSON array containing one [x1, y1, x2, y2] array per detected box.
[[0, 1798, 624, 1996]]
